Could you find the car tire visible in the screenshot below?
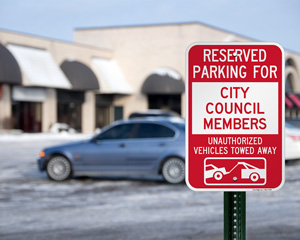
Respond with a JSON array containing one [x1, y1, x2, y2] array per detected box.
[[46, 155, 72, 181], [250, 173, 259, 182], [214, 171, 223, 180], [162, 158, 185, 184]]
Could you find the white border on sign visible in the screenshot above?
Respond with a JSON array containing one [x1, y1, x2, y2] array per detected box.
[[185, 42, 285, 192]]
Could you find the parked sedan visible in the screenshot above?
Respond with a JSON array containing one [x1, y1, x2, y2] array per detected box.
[[286, 122, 300, 160], [38, 117, 185, 184]]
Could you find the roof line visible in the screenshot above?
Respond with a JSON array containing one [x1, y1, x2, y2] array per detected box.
[[0, 28, 112, 52], [75, 21, 256, 40], [74, 21, 300, 54]]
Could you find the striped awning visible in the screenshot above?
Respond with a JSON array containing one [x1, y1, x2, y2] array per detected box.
[[285, 96, 293, 108], [286, 93, 300, 109]]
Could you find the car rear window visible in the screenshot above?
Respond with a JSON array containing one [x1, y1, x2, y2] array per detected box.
[[172, 122, 185, 132]]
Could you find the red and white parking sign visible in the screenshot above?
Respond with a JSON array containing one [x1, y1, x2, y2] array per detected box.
[[186, 43, 285, 191]]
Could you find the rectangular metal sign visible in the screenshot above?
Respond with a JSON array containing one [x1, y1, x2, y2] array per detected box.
[[186, 43, 284, 191]]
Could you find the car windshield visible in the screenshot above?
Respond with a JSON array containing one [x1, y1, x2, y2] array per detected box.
[[206, 165, 216, 170]]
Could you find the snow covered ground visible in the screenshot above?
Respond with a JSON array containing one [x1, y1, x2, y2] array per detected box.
[[0, 133, 299, 240]]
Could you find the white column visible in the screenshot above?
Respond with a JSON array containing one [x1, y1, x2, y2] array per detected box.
[[181, 93, 186, 118], [0, 84, 12, 129], [82, 91, 96, 133], [42, 89, 57, 132]]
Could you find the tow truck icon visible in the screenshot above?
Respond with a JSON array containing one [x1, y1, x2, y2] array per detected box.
[[205, 161, 266, 183]]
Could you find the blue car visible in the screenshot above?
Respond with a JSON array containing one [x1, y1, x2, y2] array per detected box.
[[38, 117, 185, 184]]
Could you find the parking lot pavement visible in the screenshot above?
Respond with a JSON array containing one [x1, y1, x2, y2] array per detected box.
[[0, 134, 299, 240]]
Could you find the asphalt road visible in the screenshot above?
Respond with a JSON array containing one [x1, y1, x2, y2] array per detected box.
[[0, 134, 299, 240]]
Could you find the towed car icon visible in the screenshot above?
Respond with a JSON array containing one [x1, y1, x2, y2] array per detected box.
[[204, 158, 267, 185], [204, 164, 227, 180], [239, 162, 266, 182]]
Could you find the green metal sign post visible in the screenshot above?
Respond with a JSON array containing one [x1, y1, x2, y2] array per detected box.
[[224, 192, 246, 240]]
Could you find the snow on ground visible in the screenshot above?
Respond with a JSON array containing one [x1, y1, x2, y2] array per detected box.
[[0, 132, 93, 142], [0, 134, 299, 239]]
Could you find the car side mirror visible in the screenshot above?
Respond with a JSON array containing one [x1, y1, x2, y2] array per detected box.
[[91, 137, 103, 144], [90, 137, 98, 143]]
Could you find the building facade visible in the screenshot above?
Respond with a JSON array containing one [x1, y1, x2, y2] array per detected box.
[[0, 22, 300, 133]]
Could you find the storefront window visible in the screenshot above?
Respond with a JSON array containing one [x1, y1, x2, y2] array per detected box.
[[95, 94, 114, 128], [114, 106, 123, 121], [96, 106, 111, 129], [57, 102, 82, 131], [12, 101, 42, 132], [57, 90, 84, 132]]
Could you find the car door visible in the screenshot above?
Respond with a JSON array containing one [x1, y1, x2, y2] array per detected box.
[[79, 123, 137, 175], [125, 123, 176, 174]]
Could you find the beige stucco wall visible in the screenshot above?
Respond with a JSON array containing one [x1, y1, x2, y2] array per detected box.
[[74, 23, 300, 118], [74, 23, 251, 118], [1, 23, 300, 132], [0, 30, 113, 133], [0, 30, 113, 64]]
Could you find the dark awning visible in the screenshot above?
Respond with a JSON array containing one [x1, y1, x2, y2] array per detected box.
[[96, 94, 114, 106], [61, 60, 99, 91], [142, 69, 185, 94], [57, 89, 85, 104], [0, 44, 22, 84]]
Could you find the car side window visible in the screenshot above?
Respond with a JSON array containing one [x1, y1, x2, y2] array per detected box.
[[97, 123, 137, 140], [136, 123, 175, 139]]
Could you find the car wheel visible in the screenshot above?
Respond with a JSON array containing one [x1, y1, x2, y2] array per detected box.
[[250, 173, 259, 182], [162, 158, 185, 184], [46, 155, 72, 181], [214, 171, 223, 180]]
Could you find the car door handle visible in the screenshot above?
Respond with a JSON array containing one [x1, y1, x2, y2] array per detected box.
[[119, 143, 126, 148], [159, 142, 167, 147]]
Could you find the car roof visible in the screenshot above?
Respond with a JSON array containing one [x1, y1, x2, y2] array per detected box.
[[118, 116, 185, 124], [97, 117, 185, 135], [128, 109, 181, 118]]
